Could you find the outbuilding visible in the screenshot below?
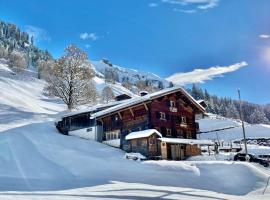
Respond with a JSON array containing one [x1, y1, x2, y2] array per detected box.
[[125, 129, 162, 157]]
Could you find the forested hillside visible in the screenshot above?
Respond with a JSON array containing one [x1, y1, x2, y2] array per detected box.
[[0, 20, 52, 70], [188, 84, 270, 124]]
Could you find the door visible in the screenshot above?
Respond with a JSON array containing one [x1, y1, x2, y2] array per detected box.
[[170, 144, 185, 160]]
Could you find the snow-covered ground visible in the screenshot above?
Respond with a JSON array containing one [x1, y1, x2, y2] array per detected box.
[[198, 114, 270, 142], [0, 60, 65, 132], [1, 61, 270, 199]]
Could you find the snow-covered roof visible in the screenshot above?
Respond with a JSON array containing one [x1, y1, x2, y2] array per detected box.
[[159, 138, 214, 145], [61, 101, 125, 118], [91, 86, 205, 119], [125, 129, 162, 140]]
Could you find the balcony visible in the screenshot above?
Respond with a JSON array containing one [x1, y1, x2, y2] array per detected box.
[[180, 122, 187, 128], [169, 107, 178, 113]]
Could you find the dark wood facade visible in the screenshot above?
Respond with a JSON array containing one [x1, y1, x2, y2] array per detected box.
[[98, 90, 203, 157]]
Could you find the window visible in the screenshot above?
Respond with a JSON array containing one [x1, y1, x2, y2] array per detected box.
[[160, 112, 166, 120], [170, 100, 176, 107], [106, 131, 120, 140], [181, 116, 187, 124], [137, 139, 142, 146], [166, 128, 172, 136]]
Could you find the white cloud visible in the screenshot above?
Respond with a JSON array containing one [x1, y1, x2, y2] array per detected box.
[[25, 25, 51, 43], [259, 34, 270, 39], [149, 3, 159, 7], [166, 61, 247, 85], [197, 0, 218, 9], [161, 0, 219, 13], [80, 32, 98, 41]]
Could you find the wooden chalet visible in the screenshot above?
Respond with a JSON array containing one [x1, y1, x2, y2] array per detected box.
[[90, 86, 209, 160], [56, 101, 123, 140]]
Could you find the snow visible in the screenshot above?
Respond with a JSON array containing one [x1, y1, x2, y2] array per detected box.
[[198, 113, 242, 133], [125, 129, 162, 140], [92, 60, 169, 87], [102, 139, 120, 148], [198, 114, 270, 142], [0, 60, 65, 132], [125, 153, 146, 160], [1, 60, 270, 199], [159, 138, 214, 145], [91, 86, 205, 119], [241, 145, 270, 156]]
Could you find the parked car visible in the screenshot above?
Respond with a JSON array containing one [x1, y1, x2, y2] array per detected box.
[[234, 153, 269, 167], [258, 155, 270, 163]]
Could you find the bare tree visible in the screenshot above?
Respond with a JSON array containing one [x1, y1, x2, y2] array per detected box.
[[37, 59, 55, 79], [84, 80, 98, 104], [102, 86, 115, 103], [0, 46, 8, 59], [9, 50, 28, 71], [45, 44, 95, 110]]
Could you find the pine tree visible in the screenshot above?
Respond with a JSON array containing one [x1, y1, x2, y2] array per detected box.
[[250, 108, 270, 124]]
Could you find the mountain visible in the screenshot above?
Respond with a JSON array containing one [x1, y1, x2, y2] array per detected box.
[[92, 60, 170, 86]]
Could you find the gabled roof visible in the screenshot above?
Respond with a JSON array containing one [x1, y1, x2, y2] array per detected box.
[[125, 129, 162, 140], [91, 86, 205, 119]]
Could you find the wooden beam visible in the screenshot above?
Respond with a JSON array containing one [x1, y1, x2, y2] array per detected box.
[[129, 108, 134, 117], [144, 103, 148, 111], [118, 112, 122, 120]]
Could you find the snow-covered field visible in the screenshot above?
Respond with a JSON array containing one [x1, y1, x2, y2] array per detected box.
[[1, 61, 270, 199], [198, 114, 270, 142]]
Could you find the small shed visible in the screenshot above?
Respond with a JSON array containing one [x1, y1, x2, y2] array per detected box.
[[125, 129, 162, 157], [159, 138, 214, 160]]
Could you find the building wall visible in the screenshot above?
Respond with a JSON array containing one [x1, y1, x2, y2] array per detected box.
[[185, 144, 201, 156], [69, 125, 102, 141], [149, 92, 197, 139], [101, 104, 150, 151], [100, 91, 201, 158]]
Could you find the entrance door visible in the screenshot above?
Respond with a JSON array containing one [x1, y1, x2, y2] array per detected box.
[[170, 144, 185, 160]]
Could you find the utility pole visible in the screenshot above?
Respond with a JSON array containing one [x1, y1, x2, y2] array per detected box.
[[238, 89, 248, 157]]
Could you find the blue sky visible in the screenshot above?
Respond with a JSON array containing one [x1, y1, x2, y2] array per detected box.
[[1, 0, 270, 104]]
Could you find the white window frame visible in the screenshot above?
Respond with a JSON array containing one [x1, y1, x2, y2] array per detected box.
[[170, 100, 176, 107], [181, 116, 187, 124], [160, 112, 166, 120]]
